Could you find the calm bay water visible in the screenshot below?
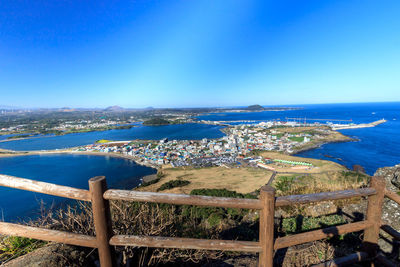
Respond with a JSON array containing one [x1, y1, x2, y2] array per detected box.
[[0, 123, 224, 151], [0, 154, 156, 221], [198, 102, 400, 175]]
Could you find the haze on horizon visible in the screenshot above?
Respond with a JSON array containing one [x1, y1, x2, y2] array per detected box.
[[1, 1, 399, 109]]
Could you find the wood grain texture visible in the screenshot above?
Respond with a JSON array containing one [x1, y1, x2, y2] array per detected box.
[[89, 176, 116, 267], [363, 176, 386, 256], [274, 221, 373, 250], [104, 189, 262, 209], [0, 174, 90, 201], [275, 188, 376, 207], [385, 189, 400, 206], [259, 186, 275, 267], [110, 235, 261, 252], [0, 222, 97, 248]]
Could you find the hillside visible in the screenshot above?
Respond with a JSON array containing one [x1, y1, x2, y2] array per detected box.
[[104, 105, 124, 112]]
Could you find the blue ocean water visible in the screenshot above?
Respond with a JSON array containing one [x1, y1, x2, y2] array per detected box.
[[0, 154, 156, 221], [296, 121, 400, 175], [0, 123, 224, 151], [198, 102, 400, 175]]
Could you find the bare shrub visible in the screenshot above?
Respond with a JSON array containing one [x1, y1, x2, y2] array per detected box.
[[32, 200, 225, 266]]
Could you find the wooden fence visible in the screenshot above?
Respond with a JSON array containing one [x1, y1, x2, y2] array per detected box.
[[1, 174, 400, 267]]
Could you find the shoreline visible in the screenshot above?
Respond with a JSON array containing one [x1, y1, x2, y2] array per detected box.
[[0, 149, 159, 170], [290, 137, 356, 155]]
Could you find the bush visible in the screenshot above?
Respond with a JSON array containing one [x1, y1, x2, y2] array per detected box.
[[274, 175, 297, 193], [180, 189, 258, 229], [207, 213, 223, 227], [157, 180, 190, 191], [190, 188, 257, 199], [136, 178, 160, 188]]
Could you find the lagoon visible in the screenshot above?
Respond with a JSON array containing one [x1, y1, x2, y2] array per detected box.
[[0, 154, 156, 221], [0, 123, 224, 151]]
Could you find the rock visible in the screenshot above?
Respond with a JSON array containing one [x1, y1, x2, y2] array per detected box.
[[374, 163, 400, 191], [392, 168, 400, 189], [2, 243, 95, 267], [374, 165, 400, 253]]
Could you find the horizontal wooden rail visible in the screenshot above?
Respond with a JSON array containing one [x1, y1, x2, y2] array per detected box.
[[311, 251, 370, 267], [110, 235, 261, 252], [385, 189, 400, 205], [0, 174, 90, 201], [274, 221, 373, 250], [381, 224, 400, 241], [0, 222, 97, 248], [104, 189, 262, 209], [275, 188, 376, 207]]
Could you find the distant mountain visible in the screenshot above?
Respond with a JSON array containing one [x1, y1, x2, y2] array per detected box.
[[246, 104, 265, 111], [59, 107, 76, 112], [104, 105, 124, 112]]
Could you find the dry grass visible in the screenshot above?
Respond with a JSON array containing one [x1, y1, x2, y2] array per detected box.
[[273, 171, 370, 218], [273, 171, 369, 197], [278, 240, 336, 266], [138, 166, 273, 194]]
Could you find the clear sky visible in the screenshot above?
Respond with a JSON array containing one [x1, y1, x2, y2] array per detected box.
[[1, 0, 399, 108]]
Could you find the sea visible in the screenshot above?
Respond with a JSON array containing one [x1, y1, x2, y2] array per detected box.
[[0, 102, 399, 220]]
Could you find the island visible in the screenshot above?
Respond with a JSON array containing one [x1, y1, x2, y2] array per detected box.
[[246, 104, 266, 111], [142, 117, 171, 126]]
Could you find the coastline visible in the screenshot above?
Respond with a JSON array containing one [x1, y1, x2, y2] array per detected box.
[[0, 149, 159, 170], [290, 137, 355, 155]]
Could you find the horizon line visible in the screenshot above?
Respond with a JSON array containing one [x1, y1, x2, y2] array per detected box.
[[1, 100, 399, 110]]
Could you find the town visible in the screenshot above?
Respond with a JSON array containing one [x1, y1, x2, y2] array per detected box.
[[74, 123, 344, 169]]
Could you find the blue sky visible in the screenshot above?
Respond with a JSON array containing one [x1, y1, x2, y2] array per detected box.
[[1, 0, 399, 108]]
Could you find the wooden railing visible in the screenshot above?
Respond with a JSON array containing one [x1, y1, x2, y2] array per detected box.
[[0, 174, 399, 267]]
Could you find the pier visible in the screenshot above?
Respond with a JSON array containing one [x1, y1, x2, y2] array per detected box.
[[331, 119, 387, 130]]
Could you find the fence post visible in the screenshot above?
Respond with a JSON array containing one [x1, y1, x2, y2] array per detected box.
[[363, 176, 386, 257], [89, 176, 116, 267], [259, 185, 275, 267]]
